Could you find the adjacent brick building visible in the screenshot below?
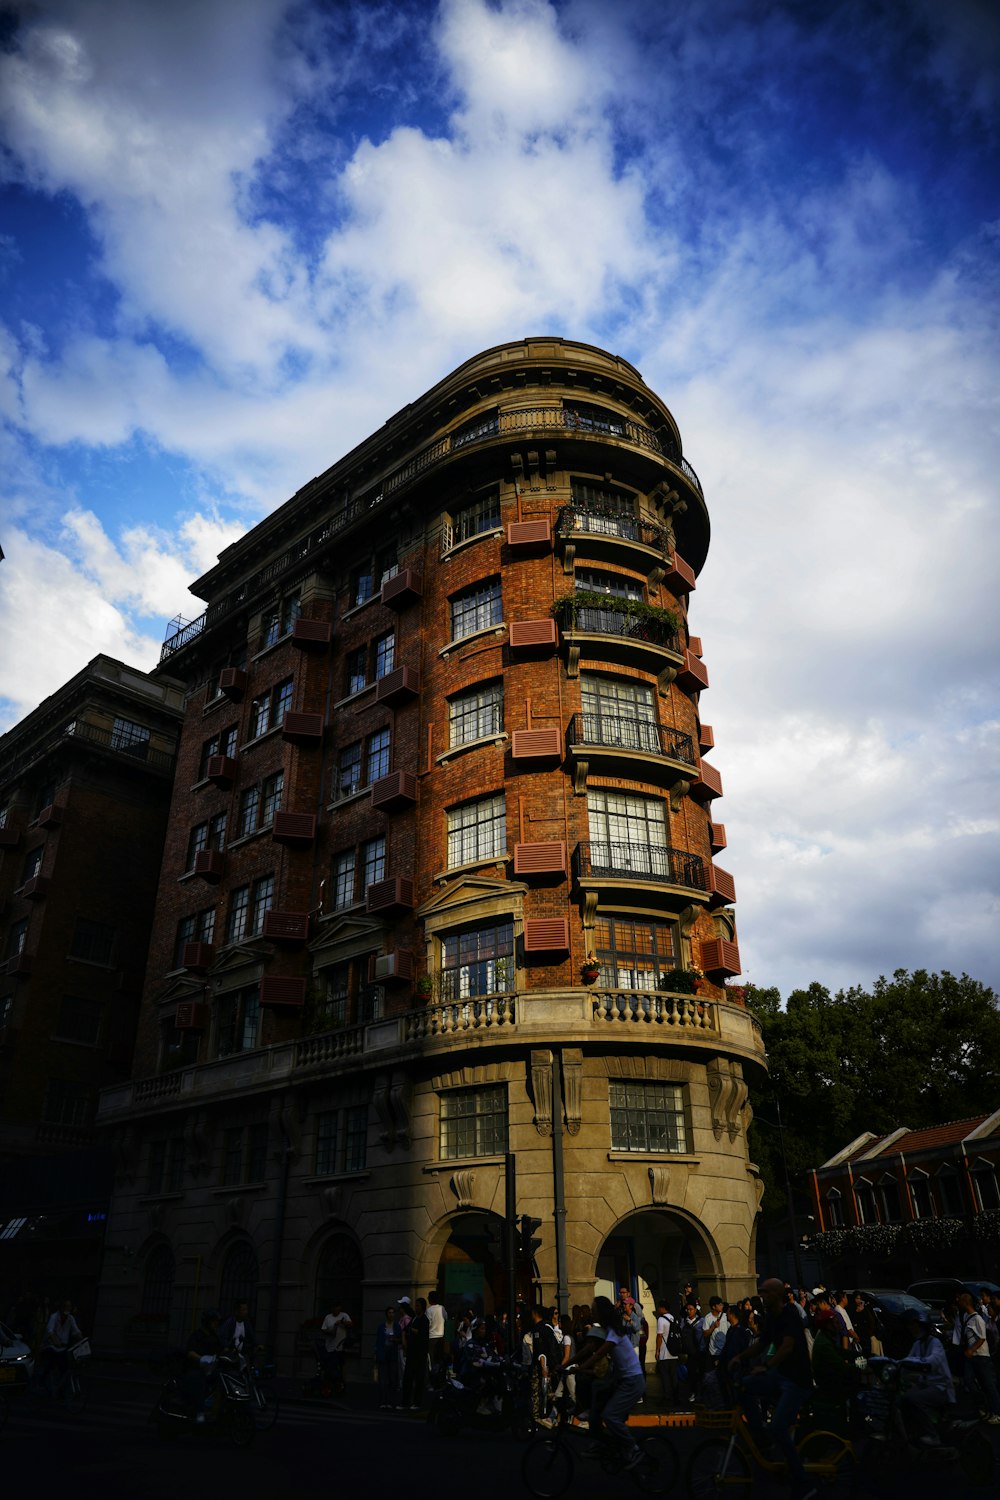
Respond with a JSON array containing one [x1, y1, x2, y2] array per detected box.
[[95, 337, 765, 1361], [0, 655, 183, 1315]]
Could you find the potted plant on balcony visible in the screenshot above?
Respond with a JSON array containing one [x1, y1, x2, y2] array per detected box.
[[415, 975, 433, 1000], [661, 967, 700, 995], [581, 956, 601, 985]]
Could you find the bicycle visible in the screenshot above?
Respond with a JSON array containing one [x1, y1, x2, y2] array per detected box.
[[31, 1337, 91, 1413], [233, 1352, 279, 1431], [685, 1402, 855, 1497], [522, 1400, 679, 1499]]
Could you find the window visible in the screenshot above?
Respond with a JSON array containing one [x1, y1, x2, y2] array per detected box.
[[238, 785, 261, 837], [592, 916, 676, 989], [569, 481, 639, 537], [186, 812, 227, 867], [440, 1083, 508, 1160], [564, 401, 625, 437], [451, 412, 499, 450], [330, 839, 385, 909], [36, 781, 56, 814], [334, 730, 391, 800], [854, 1179, 878, 1225], [879, 1173, 902, 1222], [446, 492, 501, 546], [440, 920, 514, 1001], [316, 1105, 368, 1175], [222, 1123, 269, 1184], [20, 847, 44, 885], [374, 632, 395, 679], [351, 546, 397, 608], [261, 591, 301, 648], [361, 836, 386, 891], [322, 965, 350, 1026], [971, 1160, 1000, 1213], [450, 578, 502, 641], [174, 908, 215, 966], [225, 877, 273, 943], [219, 1242, 259, 1319], [69, 918, 116, 966], [587, 789, 668, 876], [198, 726, 238, 779], [825, 1188, 844, 1228], [447, 793, 506, 868], [249, 678, 293, 739], [216, 985, 261, 1057], [575, 567, 643, 600], [909, 1172, 933, 1220], [449, 682, 503, 747], [42, 1079, 95, 1128], [247, 1122, 269, 1181], [223, 1127, 243, 1185], [148, 1138, 186, 1194], [54, 996, 102, 1046], [110, 717, 150, 758], [936, 1165, 965, 1217], [580, 674, 659, 752], [366, 727, 390, 784], [345, 647, 368, 697], [609, 1080, 688, 1153], [6, 919, 28, 958], [260, 772, 283, 826], [334, 743, 363, 800], [316, 960, 382, 1028], [237, 774, 282, 837], [331, 850, 358, 911]]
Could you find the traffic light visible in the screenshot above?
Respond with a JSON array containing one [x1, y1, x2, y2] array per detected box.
[[518, 1213, 542, 1260]]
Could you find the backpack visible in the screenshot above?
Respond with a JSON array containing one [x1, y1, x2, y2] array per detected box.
[[681, 1319, 702, 1359], [665, 1318, 684, 1358]]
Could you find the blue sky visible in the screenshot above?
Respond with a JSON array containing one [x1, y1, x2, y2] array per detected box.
[[0, 0, 997, 999]]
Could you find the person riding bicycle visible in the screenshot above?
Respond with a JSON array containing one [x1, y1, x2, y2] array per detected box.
[[182, 1307, 223, 1421], [899, 1311, 956, 1447], [570, 1294, 645, 1470], [730, 1276, 815, 1500], [41, 1300, 83, 1392]]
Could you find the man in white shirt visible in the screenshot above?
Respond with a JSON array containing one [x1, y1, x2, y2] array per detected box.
[[654, 1299, 679, 1409], [700, 1297, 725, 1367], [957, 1291, 1000, 1421], [426, 1290, 447, 1372], [321, 1301, 352, 1387]]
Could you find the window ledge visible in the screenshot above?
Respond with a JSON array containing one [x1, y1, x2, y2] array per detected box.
[[202, 695, 229, 717], [441, 528, 504, 561], [318, 901, 366, 923], [439, 623, 507, 658], [252, 630, 294, 663], [212, 1182, 267, 1196], [301, 1170, 372, 1186], [607, 1152, 700, 1165], [435, 734, 508, 765], [227, 825, 274, 851], [328, 786, 372, 810], [342, 595, 382, 622], [333, 684, 377, 711], [190, 776, 214, 793], [139, 1192, 185, 1204], [434, 854, 511, 883], [66, 956, 116, 970], [240, 724, 285, 753], [423, 1156, 507, 1175]]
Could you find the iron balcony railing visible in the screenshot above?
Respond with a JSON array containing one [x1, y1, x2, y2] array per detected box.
[[161, 406, 701, 661], [554, 601, 682, 654], [574, 840, 706, 891], [555, 506, 670, 553], [567, 714, 696, 766]]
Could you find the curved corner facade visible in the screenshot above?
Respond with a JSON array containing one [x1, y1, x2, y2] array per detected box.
[[96, 337, 764, 1361]]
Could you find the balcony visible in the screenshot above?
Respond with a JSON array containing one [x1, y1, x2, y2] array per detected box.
[[192, 850, 225, 883], [262, 910, 310, 943], [690, 760, 723, 802], [574, 840, 707, 906], [567, 714, 696, 790], [523, 918, 570, 954], [272, 812, 316, 845], [381, 568, 423, 610], [218, 668, 247, 701], [511, 728, 562, 761], [371, 770, 418, 813], [513, 842, 568, 879], [507, 519, 552, 551], [375, 665, 421, 708], [555, 598, 682, 681], [370, 949, 415, 985], [508, 619, 558, 655], [205, 754, 236, 786], [260, 976, 307, 1008], [366, 876, 415, 915], [555, 506, 670, 575], [291, 617, 333, 650], [701, 938, 741, 978], [592, 989, 717, 1031], [675, 650, 709, 694], [281, 711, 324, 744]]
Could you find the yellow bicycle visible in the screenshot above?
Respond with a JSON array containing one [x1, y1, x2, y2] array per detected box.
[[685, 1405, 854, 1497]]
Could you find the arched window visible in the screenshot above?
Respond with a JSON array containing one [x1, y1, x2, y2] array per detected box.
[[219, 1241, 259, 1319], [825, 1188, 844, 1228], [315, 1234, 363, 1327], [142, 1244, 175, 1318]]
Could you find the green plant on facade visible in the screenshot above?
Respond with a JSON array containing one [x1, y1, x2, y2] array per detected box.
[[660, 968, 701, 995], [551, 590, 682, 636]]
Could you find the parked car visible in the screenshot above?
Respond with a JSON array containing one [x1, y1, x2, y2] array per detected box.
[[853, 1289, 937, 1359], [0, 1320, 34, 1390], [907, 1278, 1000, 1312]]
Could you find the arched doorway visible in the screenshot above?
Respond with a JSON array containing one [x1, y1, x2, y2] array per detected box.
[[139, 1242, 175, 1345], [218, 1240, 259, 1320], [435, 1211, 507, 1321], [315, 1233, 364, 1324], [594, 1208, 719, 1313]]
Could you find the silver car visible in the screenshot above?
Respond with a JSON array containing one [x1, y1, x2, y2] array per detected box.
[[0, 1320, 34, 1389]]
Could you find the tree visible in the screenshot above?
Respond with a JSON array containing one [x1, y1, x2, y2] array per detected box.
[[746, 970, 1000, 1221]]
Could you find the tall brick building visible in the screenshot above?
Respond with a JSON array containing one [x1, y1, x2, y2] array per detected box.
[[0, 655, 183, 1314], [96, 337, 765, 1359]]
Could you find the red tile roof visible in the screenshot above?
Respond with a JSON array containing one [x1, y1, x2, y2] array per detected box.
[[871, 1117, 993, 1156]]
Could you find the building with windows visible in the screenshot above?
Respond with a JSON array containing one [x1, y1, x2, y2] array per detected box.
[[0, 655, 184, 1315], [94, 337, 766, 1360], [809, 1111, 1000, 1286]]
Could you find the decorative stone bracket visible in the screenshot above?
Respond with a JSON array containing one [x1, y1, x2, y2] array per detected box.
[[530, 1050, 553, 1135], [450, 1170, 476, 1208], [648, 1165, 670, 1205], [373, 1069, 413, 1149], [707, 1058, 749, 1141]]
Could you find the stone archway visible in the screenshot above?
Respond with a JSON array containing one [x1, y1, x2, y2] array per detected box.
[[592, 1206, 723, 1317], [434, 1210, 507, 1320]]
